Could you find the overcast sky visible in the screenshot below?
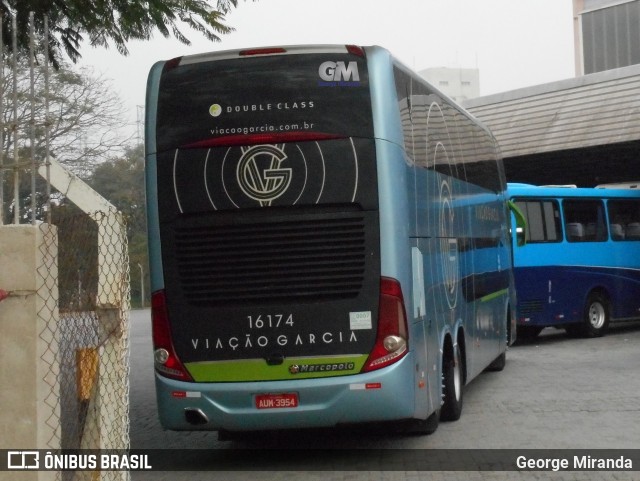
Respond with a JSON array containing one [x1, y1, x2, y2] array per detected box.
[[79, 0, 575, 132]]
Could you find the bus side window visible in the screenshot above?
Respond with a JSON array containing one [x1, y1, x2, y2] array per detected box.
[[609, 223, 625, 240], [627, 223, 640, 240], [512, 199, 560, 244], [563, 200, 606, 242], [607, 199, 640, 241], [566, 222, 584, 241]]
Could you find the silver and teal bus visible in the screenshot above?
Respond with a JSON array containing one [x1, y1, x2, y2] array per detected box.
[[145, 45, 516, 437]]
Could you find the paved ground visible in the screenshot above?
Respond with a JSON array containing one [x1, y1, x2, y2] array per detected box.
[[128, 309, 640, 480]]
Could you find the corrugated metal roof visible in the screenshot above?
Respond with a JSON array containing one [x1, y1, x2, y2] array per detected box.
[[462, 64, 640, 158]]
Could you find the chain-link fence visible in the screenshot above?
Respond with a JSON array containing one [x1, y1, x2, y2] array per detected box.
[[0, 11, 132, 480], [44, 206, 131, 481]]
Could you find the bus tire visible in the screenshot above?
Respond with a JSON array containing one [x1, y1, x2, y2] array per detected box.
[[582, 292, 610, 337], [440, 344, 463, 422]]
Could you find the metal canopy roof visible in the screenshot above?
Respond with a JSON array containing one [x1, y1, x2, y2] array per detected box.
[[462, 64, 640, 159]]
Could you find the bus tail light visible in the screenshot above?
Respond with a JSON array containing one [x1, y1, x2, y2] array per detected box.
[[151, 290, 193, 382], [346, 45, 365, 57], [362, 277, 409, 372], [239, 47, 287, 56]]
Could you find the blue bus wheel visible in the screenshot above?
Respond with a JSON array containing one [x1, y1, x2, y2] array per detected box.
[[583, 292, 610, 338]]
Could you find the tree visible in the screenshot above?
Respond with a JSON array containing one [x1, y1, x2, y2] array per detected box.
[[88, 144, 148, 307], [0, 0, 250, 67], [2, 58, 132, 170], [89, 144, 145, 239], [1, 58, 131, 222]]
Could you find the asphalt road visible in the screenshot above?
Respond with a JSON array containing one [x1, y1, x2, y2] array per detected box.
[[128, 308, 640, 480]]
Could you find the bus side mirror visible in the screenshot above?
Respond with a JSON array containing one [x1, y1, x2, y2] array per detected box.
[[508, 200, 527, 247]]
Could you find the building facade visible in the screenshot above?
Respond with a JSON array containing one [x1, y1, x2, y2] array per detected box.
[[574, 0, 640, 75], [418, 67, 480, 103], [463, 64, 640, 187]]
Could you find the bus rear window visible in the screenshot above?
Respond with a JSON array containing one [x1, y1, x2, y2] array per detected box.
[[155, 53, 373, 152]]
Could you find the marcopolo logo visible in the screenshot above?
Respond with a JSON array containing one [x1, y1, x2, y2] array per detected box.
[[289, 362, 356, 374], [318, 61, 361, 87]]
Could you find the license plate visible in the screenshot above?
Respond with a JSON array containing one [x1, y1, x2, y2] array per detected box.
[[255, 393, 299, 409]]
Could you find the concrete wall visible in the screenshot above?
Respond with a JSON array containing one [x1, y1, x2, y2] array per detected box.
[[0, 224, 59, 480]]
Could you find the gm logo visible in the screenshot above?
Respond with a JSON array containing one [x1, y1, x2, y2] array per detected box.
[[318, 61, 360, 86], [7, 451, 39, 469]]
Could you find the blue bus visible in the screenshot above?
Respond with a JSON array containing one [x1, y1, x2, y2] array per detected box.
[[145, 45, 516, 437], [509, 183, 640, 339]]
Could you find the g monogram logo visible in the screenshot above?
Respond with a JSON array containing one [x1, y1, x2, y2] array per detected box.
[[236, 145, 292, 206]]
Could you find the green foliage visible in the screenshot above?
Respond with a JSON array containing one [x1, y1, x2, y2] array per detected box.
[[0, 0, 250, 67], [89, 144, 146, 237], [88, 144, 149, 307]]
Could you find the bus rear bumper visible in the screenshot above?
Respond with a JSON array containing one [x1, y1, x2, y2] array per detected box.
[[154, 354, 418, 432]]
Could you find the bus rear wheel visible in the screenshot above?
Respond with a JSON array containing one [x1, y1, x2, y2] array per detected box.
[[582, 292, 610, 337], [440, 344, 463, 422]]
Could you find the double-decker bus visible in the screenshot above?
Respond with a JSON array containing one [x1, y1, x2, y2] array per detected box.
[[509, 183, 640, 339], [145, 44, 516, 437]]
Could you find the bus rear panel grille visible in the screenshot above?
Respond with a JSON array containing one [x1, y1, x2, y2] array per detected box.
[[173, 216, 367, 306]]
